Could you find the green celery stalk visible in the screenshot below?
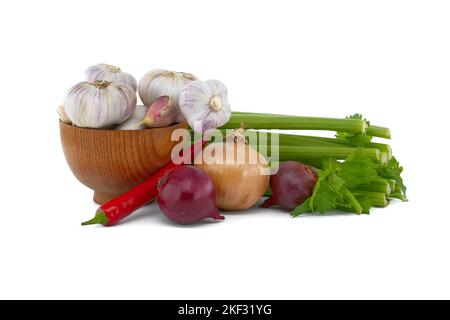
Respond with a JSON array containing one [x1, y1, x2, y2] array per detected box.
[[217, 130, 350, 148], [283, 134, 392, 155], [388, 180, 396, 193], [244, 131, 388, 164], [230, 112, 391, 139], [367, 125, 391, 139], [194, 129, 392, 160], [344, 190, 363, 214], [224, 112, 367, 134], [352, 180, 392, 195], [354, 191, 389, 207], [390, 193, 407, 201], [390, 184, 408, 201], [274, 146, 383, 163], [379, 152, 391, 165], [274, 133, 392, 158], [257, 132, 353, 148], [368, 144, 392, 159]]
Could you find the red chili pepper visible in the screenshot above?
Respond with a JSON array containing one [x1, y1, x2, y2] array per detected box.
[[81, 140, 206, 226]]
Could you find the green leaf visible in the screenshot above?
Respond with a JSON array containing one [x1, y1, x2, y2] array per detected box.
[[328, 173, 346, 192], [338, 149, 378, 188], [336, 114, 372, 147], [342, 188, 363, 214], [376, 157, 407, 198], [354, 194, 373, 214], [291, 198, 312, 217], [313, 176, 341, 213], [290, 148, 386, 216], [291, 160, 345, 215]]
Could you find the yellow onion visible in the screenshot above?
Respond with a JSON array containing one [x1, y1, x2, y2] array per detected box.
[[194, 140, 269, 211]]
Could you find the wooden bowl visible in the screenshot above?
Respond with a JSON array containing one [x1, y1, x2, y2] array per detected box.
[[60, 121, 188, 204]]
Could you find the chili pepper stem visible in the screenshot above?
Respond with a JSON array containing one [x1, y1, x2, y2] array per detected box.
[[81, 210, 108, 226]]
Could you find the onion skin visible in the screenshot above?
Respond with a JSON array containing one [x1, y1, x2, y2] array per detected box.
[[195, 142, 270, 211], [157, 166, 224, 225], [262, 161, 318, 211]]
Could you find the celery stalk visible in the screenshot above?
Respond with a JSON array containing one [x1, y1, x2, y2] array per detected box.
[[390, 193, 407, 201], [344, 190, 363, 214], [352, 180, 392, 195], [275, 146, 382, 163], [283, 134, 392, 155], [366, 125, 391, 139], [270, 133, 392, 157], [224, 112, 367, 133], [229, 112, 391, 139], [390, 184, 408, 201], [388, 180, 396, 192], [354, 191, 389, 207]]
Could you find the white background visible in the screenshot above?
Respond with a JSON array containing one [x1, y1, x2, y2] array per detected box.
[[0, 0, 449, 300]]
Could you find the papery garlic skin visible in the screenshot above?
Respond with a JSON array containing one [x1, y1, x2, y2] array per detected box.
[[179, 80, 231, 132], [64, 80, 136, 129], [85, 64, 137, 91], [138, 69, 197, 122], [115, 105, 148, 130], [57, 104, 72, 124]]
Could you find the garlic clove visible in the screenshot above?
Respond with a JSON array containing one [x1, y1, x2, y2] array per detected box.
[[179, 79, 231, 132], [141, 96, 179, 128], [115, 105, 149, 130], [57, 104, 72, 124], [85, 63, 137, 91]]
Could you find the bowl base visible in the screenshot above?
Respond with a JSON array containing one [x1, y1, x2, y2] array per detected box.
[[93, 191, 121, 205]]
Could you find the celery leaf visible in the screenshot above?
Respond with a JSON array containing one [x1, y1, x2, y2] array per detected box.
[[377, 157, 407, 198], [336, 113, 372, 147]]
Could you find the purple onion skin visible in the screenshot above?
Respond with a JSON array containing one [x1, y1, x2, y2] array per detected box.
[[262, 161, 318, 211], [157, 166, 224, 225]]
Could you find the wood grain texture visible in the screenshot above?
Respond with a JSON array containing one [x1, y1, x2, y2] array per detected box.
[[60, 121, 188, 204]]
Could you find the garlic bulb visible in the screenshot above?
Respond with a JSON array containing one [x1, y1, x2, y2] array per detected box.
[[64, 80, 136, 128], [179, 80, 231, 132], [57, 104, 72, 124], [85, 63, 137, 91], [115, 105, 148, 130], [138, 69, 197, 122]]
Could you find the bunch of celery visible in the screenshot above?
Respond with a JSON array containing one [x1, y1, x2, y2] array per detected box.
[[220, 112, 407, 215]]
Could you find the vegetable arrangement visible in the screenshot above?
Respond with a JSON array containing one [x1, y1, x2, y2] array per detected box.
[[59, 63, 407, 226]]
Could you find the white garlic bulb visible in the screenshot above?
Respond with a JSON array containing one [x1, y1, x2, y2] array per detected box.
[[64, 80, 136, 129], [115, 105, 148, 130], [179, 80, 231, 132], [85, 63, 137, 91], [138, 69, 197, 122]]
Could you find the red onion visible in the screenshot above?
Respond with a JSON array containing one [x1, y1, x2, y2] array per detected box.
[[157, 166, 224, 224], [262, 161, 318, 211]]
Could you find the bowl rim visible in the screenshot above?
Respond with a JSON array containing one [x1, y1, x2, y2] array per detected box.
[[59, 120, 187, 132]]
